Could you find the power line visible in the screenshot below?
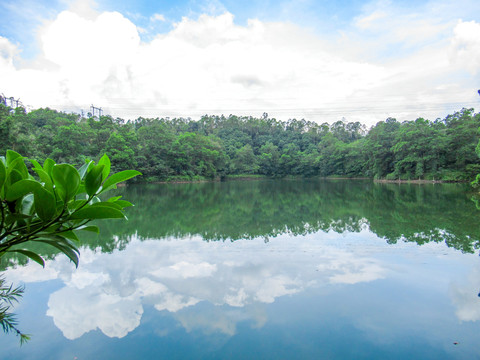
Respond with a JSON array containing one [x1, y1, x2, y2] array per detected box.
[[48, 101, 478, 114]]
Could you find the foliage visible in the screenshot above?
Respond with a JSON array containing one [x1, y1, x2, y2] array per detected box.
[[0, 276, 29, 345], [0, 103, 479, 182], [0, 150, 141, 343]]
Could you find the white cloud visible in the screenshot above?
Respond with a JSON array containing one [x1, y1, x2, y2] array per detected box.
[[150, 13, 165, 22], [355, 9, 388, 30], [0, 36, 18, 83], [1, 4, 478, 125], [66, 0, 98, 20], [0, 35, 17, 64], [450, 20, 480, 75]]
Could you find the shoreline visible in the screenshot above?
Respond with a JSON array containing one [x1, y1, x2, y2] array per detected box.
[[136, 176, 470, 185], [374, 179, 470, 184]]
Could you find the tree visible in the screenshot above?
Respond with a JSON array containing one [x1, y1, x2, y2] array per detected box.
[[104, 131, 138, 171], [171, 133, 227, 178], [364, 118, 400, 178], [0, 151, 141, 343], [232, 144, 259, 174], [136, 122, 175, 180], [258, 142, 280, 176]]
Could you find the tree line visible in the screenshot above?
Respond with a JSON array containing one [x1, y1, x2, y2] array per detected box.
[[1, 104, 479, 181]]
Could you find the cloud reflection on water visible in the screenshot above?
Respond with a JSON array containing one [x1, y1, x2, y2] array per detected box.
[[450, 261, 480, 322], [7, 231, 389, 339]]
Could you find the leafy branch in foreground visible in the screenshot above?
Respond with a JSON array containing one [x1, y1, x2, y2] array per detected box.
[[0, 150, 141, 343], [0, 276, 30, 345]]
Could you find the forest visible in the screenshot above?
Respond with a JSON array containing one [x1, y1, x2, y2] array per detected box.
[[0, 103, 479, 182]]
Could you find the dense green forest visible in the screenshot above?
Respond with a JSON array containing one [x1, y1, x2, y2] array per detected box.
[[1, 103, 479, 181]]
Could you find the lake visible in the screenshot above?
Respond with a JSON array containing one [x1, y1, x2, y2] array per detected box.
[[1, 179, 480, 359]]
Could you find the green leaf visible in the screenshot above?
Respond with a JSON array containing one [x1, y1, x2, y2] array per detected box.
[[52, 164, 80, 203], [90, 196, 101, 204], [5, 179, 41, 201], [61, 230, 80, 242], [76, 183, 86, 196], [0, 159, 6, 191], [8, 249, 45, 267], [39, 235, 80, 251], [70, 205, 126, 220], [112, 200, 133, 208], [7, 169, 23, 186], [101, 170, 141, 192], [21, 194, 35, 215], [90, 201, 123, 210], [78, 160, 93, 180], [8, 156, 29, 179], [6, 150, 22, 166], [43, 158, 55, 176], [68, 199, 87, 211], [85, 164, 105, 196], [107, 196, 122, 202], [29, 159, 42, 169], [37, 223, 61, 234], [33, 168, 54, 193], [98, 154, 111, 181], [76, 225, 100, 233], [35, 238, 79, 267], [34, 186, 56, 222]]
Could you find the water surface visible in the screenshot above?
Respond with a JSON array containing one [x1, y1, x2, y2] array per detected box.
[[1, 180, 480, 359]]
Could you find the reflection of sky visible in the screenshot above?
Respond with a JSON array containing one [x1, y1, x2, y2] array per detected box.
[[450, 261, 480, 322], [5, 230, 390, 339], [3, 230, 480, 359]]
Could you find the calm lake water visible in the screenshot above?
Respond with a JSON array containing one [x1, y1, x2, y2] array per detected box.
[[2, 179, 480, 359]]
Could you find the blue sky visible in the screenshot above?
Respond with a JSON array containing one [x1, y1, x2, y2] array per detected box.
[[2, 0, 364, 57], [0, 0, 479, 124]]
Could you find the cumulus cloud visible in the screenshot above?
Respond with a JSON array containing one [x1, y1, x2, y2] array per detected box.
[[450, 20, 480, 75], [0, 35, 17, 64], [1, 4, 478, 125], [0, 36, 18, 84]]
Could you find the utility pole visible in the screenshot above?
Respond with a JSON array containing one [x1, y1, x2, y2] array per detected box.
[[90, 104, 103, 119], [1, 94, 23, 109]]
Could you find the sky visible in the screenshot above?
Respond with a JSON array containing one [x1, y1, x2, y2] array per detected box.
[[0, 0, 479, 126]]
